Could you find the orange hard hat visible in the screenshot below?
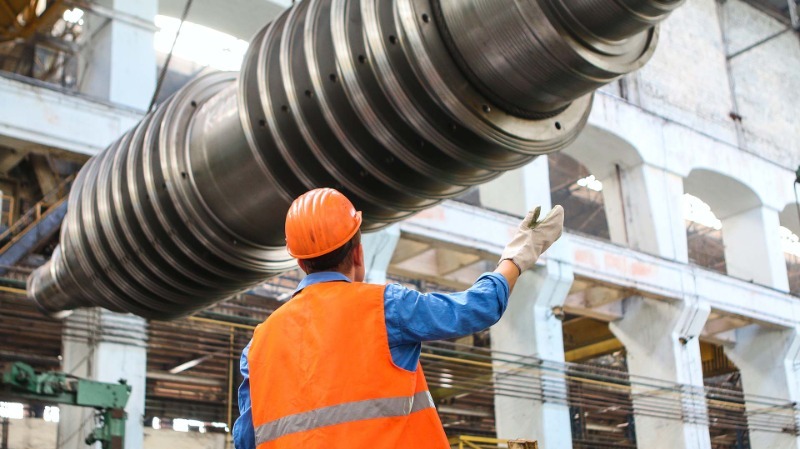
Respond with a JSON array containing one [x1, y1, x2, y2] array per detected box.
[[285, 188, 363, 259]]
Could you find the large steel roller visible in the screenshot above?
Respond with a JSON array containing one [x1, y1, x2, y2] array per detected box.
[[28, 0, 682, 319]]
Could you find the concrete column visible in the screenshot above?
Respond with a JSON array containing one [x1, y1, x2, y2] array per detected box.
[[479, 156, 552, 215], [481, 155, 572, 444], [490, 245, 574, 447], [609, 297, 712, 449], [361, 225, 400, 284], [59, 309, 147, 449], [79, 0, 157, 110], [602, 163, 689, 262], [724, 326, 800, 449], [720, 206, 789, 291]]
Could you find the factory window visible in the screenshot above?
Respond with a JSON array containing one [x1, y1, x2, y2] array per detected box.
[[779, 203, 800, 297], [549, 153, 611, 240], [684, 194, 726, 274], [154, 16, 248, 72], [781, 226, 800, 296], [43, 406, 59, 423], [63, 8, 84, 25], [684, 168, 767, 280], [173, 418, 206, 433], [702, 343, 751, 448], [0, 402, 24, 420], [453, 187, 481, 207]]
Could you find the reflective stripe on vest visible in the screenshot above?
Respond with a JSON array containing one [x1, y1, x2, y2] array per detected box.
[[248, 282, 450, 448], [254, 390, 435, 445]]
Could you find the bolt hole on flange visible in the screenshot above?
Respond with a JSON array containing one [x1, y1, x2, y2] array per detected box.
[[422, 13, 430, 23], [555, 122, 562, 130], [389, 35, 398, 44]]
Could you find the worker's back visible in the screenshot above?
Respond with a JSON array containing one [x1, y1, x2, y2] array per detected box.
[[247, 281, 450, 448]]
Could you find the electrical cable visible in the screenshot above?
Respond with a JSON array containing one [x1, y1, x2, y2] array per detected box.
[[793, 178, 800, 233], [147, 0, 194, 112]]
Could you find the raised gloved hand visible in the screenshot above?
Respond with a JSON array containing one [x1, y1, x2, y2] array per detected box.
[[499, 205, 564, 275]]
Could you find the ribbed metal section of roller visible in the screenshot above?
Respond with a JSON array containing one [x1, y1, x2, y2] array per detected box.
[[432, 0, 682, 117], [28, 0, 682, 319]]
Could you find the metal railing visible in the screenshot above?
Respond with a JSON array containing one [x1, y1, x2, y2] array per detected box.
[[421, 341, 798, 438], [164, 312, 798, 445], [0, 174, 74, 248], [0, 195, 14, 230], [449, 436, 510, 449]]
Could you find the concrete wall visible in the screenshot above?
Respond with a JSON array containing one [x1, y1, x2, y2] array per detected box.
[[722, 0, 800, 168], [626, 0, 800, 169], [6, 418, 57, 449], [631, 0, 738, 145], [3, 418, 227, 449], [143, 428, 227, 449]]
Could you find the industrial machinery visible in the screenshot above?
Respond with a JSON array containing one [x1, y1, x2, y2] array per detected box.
[[28, 0, 683, 319], [0, 362, 131, 449]]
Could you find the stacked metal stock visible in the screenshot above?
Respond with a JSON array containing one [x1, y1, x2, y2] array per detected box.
[[28, 0, 682, 319]]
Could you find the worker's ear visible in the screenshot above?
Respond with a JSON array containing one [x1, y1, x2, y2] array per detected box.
[[353, 243, 364, 268], [296, 258, 309, 274]]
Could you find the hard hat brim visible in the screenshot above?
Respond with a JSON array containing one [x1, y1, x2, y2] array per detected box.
[[288, 211, 363, 259]]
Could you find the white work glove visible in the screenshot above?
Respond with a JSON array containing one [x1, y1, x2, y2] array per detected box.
[[499, 205, 564, 274]]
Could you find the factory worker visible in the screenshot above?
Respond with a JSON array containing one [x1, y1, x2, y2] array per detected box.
[[233, 188, 563, 449]]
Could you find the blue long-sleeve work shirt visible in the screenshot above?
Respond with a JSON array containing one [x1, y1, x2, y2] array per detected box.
[[232, 271, 510, 449]]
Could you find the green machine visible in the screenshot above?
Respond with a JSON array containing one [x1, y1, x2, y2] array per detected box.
[[0, 362, 131, 449]]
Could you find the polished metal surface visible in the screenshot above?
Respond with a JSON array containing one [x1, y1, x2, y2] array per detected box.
[[553, 0, 683, 41], [434, 0, 681, 117], [28, 0, 682, 319]]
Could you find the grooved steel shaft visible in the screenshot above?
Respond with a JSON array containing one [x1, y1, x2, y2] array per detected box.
[[28, 0, 681, 319]]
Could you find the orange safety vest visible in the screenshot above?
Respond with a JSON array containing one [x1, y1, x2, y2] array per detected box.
[[247, 281, 450, 448]]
